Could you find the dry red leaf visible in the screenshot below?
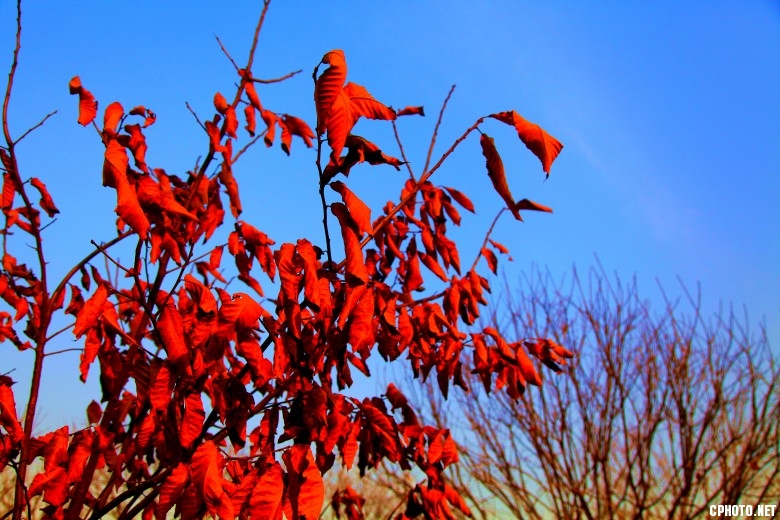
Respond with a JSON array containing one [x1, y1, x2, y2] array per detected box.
[[244, 104, 256, 136], [330, 181, 371, 236], [396, 106, 425, 117], [331, 202, 368, 285], [158, 300, 189, 369], [515, 198, 553, 214], [443, 186, 475, 213], [29, 178, 59, 217], [481, 247, 498, 274], [123, 123, 149, 172], [244, 79, 263, 111], [72, 284, 108, 338], [344, 83, 396, 122], [103, 101, 124, 133], [155, 463, 189, 520], [129, 105, 156, 127], [249, 463, 284, 518], [0, 375, 23, 444], [488, 238, 510, 255], [261, 110, 277, 147], [219, 292, 264, 330], [103, 138, 151, 238], [283, 444, 325, 520], [180, 392, 205, 449], [315, 49, 348, 135], [69, 76, 98, 126], [490, 110, 563, 176], [480, 133, 522, 221], [325, 82, 396, 162], [281, 114, 314, 149], [214, 92, 229, 114]]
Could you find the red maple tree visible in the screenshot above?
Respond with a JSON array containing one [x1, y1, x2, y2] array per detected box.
[[0, 2, 569, 518]]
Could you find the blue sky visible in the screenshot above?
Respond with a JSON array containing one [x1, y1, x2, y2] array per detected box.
[[1, 2, 778, 429]]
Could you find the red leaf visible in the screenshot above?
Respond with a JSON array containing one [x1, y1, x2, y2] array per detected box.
[[219, 292, 264, 329], [324, 88, 354, 162], [261, 110, 277, 147], [330, 181, 371, 236], [149, 363, 173, 413], [419, 252, 448, 282], [481, 247, 498, 274], [324, 83, 395, 163], [515, 198, 553, 214], [315, 50, 347, 135], [385, 383, 408, 410], [488, 239, 510, 255], [214, 92, 229, 113], [219, 162, 242, 217], [69, 76, 97, 126], [490, 110, 563, 176], [343, 82, 396, 122], [130, 105, 156, 127], [296, 238, 321, 311], [245, 80, 263, 111], [331, 202, 368, 285], [244, 105, 256, 136], [29, 178, 59, 217], [2, 171, 16, 211], [79, 328, 100, 382], [224, 106, 238, 139], [103, 101, 124, 133], [155, 463, 189, 520], [180, 392, 205, 450], [480, 133, 522, 221], [282, 114, 314, 148], [249, 463, 284, 519], [103, 138, 150, 238], [283, 444, 325, 520], [73, 284, 108, 338], [0, 375, 23, 444], [86, 400, 102, 424], [157, 302, 189, 372], [192, 441, 234, 520], [443, 186, 475, 213], [348, 286, 375, 356], [396, 106, 425, 117], [123, 124, 149, 172], [516, 346, 542, 386]]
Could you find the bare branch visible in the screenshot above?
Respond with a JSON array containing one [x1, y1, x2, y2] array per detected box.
[[13, 110, 57, 145]]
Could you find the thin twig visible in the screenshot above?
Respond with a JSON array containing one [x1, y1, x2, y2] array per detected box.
[[422, 84, 456, 175], [245, 0, 271, 75], [470, 208, 506, 272], [392, 119, 415, 181], [91, 239, 135, 277], [215, 35, 240, 72], [45, 321, 76, 342], [232, 131, 264, 164], [13, 110, 57, 145], [185, 101, 205, 130], [43, 347, 83, 357], [250, 69, 303, 84]]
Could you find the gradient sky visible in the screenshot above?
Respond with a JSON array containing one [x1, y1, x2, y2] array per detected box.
[[1, 1, 778, 430]]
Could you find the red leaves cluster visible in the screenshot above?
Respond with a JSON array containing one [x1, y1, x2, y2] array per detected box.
[[0, 41, 569, 519], [315, 50, 397, 169]]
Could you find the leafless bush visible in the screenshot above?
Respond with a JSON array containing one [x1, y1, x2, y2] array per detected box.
[[400, 265, 779, 519]]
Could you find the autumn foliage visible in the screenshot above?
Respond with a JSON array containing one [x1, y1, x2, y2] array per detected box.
[[1, 2, 567, 519]]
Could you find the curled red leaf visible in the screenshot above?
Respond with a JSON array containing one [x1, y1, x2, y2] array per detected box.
[[68, 76, 97, 126], [490, 110, 563, 176]]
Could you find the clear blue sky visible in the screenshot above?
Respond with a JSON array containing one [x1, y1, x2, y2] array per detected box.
[[1, 1, 778, 430]]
